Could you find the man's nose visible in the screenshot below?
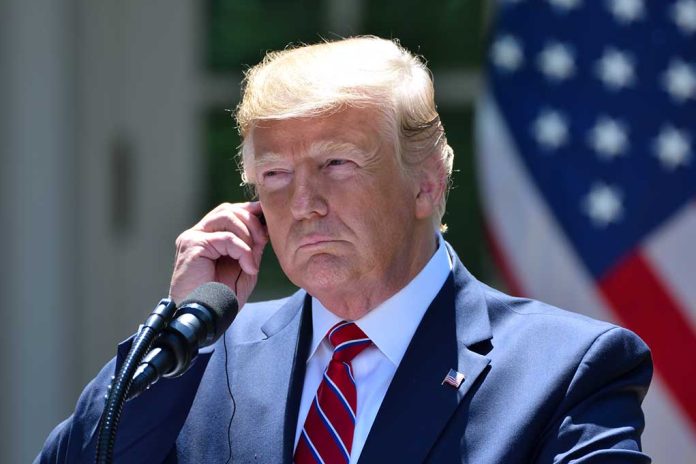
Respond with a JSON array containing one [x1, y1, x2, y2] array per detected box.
[[289, 171, 328, 220]]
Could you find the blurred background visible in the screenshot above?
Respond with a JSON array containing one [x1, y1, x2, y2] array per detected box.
[[1, 0, 694, 462]]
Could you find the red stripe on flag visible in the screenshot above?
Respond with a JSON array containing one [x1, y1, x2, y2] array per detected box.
[[484, 219, 525, 297], [599, 251, 696, 432]]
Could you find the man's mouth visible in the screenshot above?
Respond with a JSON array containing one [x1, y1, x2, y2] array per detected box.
[[297, 235, 335, 248]]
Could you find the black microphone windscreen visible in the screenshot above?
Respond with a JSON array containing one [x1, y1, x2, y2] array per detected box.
[[180, 282, 239, 340]]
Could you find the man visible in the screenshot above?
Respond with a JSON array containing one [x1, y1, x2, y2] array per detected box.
[[37, 36, 652, 463]]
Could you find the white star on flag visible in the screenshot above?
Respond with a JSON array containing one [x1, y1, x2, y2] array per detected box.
[[537, 42, 576, 82], [595, 48, 635, 90], [532, 110, 569, 150], [582, 182, 624, 227], [662, 59, 696, 102], [588, 116, 630, 159], [672, 0, 696, 35], [491, 35, 524, 72], [606, 0, 645, 24], [547, 0, 583, 12], [654, 125, 692, 170], [482, 0, 696, 459]]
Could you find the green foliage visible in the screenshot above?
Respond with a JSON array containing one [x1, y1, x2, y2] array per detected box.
[[363, 0, 485, 68], [207, 0, 325, 71]]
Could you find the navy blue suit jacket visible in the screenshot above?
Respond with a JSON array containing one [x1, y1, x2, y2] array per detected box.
[[36, 245, 652, 463]]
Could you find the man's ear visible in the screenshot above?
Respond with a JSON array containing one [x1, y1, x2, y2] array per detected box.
[[414, 156, 445, 220]]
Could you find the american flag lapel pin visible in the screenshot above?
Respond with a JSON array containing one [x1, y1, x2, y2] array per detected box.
[[441, 368, 466, 388]]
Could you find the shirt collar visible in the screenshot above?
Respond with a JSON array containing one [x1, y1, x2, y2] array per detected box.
[[308, 235, 452, 366]]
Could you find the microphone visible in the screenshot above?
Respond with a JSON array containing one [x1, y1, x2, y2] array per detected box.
[[127, 282, 238, 400]]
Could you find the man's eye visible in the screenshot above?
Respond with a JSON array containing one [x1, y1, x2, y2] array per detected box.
[[258, 170, 291, 188], [262, 169, 287, 179], [326, 159, 349, 167]]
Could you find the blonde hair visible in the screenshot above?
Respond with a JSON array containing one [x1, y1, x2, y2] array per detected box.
[[235, 36, 454, 226]]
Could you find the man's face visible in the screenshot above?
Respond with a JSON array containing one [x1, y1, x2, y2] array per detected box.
[[251, 107, 432, 312]]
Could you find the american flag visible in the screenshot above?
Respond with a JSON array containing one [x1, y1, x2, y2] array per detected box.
[[475, 0, 696, 461], [442, 368, 466, 388]]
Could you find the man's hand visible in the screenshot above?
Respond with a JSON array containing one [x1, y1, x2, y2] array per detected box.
[[169, 202, 269, 308]]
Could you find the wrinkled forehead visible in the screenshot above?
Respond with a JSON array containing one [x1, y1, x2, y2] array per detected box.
[[241, 107, 397, 180]]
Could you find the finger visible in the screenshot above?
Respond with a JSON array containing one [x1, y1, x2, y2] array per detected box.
[[178, 229, 252, 262], [234, 207, 268, 246], [207, 201, 262, 218], [196, 212, 256, 249], [199, 231, 260, 275], [241, 201, 263, 215], [227, 202, 266, 242], [193, 202, 244, 230], [194, 203, 268, 249]]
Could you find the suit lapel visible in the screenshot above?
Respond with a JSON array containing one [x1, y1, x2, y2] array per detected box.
[[358, 249, 492, 463], [228, 292, 312, 464], [279, 294, 313, 463]]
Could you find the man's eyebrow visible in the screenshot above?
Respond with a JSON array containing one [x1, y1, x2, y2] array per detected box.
[[254, 151, 286, 169], [254, 140, 371, 168]]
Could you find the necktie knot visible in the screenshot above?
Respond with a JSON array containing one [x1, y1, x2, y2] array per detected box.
[[295, 321, 370, 463], [328, 321, 372, 363]]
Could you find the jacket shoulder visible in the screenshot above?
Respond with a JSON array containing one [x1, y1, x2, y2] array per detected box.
[[482, 282, 644, 342], [226, 290, 304, 343]]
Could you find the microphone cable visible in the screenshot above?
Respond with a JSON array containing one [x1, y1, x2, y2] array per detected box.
[[223, 268, 243, 464]]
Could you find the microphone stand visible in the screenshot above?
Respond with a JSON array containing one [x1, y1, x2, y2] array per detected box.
[[95, 298, 177, 464]]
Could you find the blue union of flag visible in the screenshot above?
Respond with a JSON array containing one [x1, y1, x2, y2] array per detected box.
[[476, 1, 696, 461]]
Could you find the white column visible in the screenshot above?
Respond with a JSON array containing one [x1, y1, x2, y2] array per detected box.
[[0, 0, 78, 462]]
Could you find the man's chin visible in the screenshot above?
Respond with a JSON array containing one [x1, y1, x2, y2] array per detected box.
[[289, 254, 355, 293]]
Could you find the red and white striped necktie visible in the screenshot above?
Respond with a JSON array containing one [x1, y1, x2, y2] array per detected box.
[[294, 321, 372, 464]]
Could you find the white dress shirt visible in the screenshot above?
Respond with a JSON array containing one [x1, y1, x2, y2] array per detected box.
[[293, 237, 453, 463]]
